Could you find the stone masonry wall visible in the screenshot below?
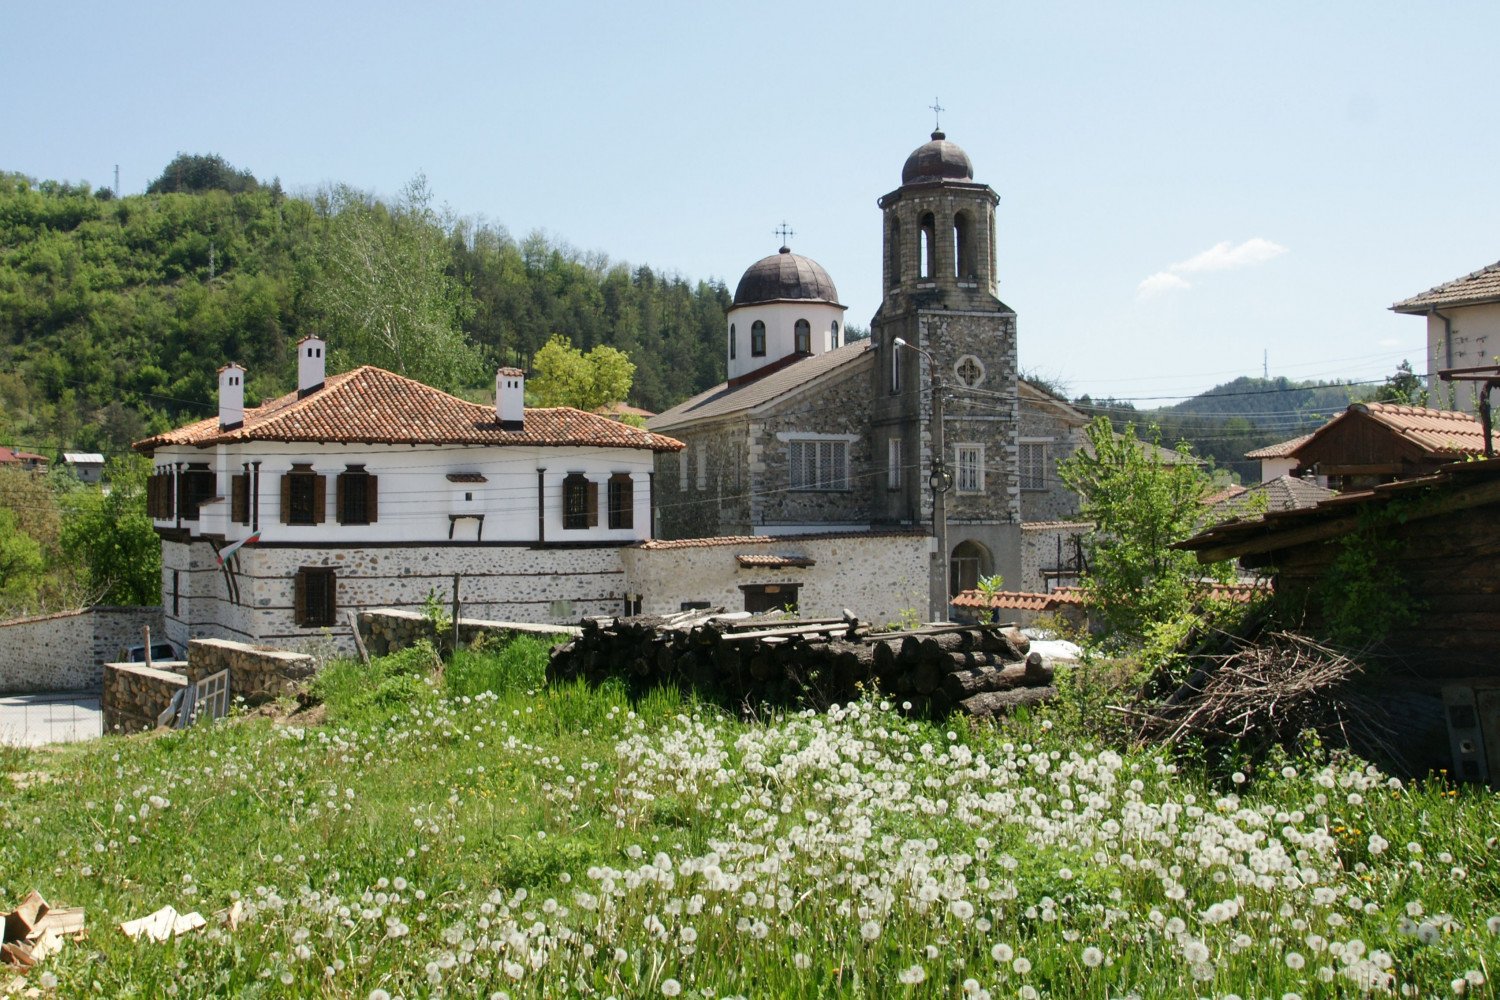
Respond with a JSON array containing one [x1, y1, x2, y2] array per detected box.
[[102, 662, 187, 734], [0, 606, 165, 694], [163, 539, 626, 655], [654, 420, 751, 540], [1019, 401, 1086, 523], [357, 609, 582, 658], [622, 532, 930, 628], [1019, 521, 1091, 594]]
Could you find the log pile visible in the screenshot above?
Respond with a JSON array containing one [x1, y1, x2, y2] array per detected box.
[[548, 608, 1057, 718]]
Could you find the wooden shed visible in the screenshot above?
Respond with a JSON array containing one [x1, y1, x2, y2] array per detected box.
[[1291, 402, 1483, 490]]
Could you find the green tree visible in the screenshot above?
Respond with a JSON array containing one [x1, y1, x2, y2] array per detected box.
[[311, 175, 484, 392], [147, 153, 260, 195], [1058, 417, 1233, 647], [1370, 359, 1428, 407], [0, 508, 45, 612], [60, 456, 161, 606], [527, 334, 636, 411]]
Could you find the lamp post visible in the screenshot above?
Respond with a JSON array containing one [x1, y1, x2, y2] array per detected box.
[[894, 337, 951, 620]]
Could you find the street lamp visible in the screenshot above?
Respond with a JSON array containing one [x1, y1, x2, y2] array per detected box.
[[894, 337, 951, 619]]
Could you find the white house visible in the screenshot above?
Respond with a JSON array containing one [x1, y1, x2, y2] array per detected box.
[[134, 337, 683, 652], [1391, 258, 1500, 410]]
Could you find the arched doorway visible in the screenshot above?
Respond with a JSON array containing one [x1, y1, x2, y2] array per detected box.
[[949, 539, 993, 597]]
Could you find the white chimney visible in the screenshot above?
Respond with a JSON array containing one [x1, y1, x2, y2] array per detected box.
[[297, 335, 326, 397], [496, 367, 525, 430], [218, 363, 246, 430]]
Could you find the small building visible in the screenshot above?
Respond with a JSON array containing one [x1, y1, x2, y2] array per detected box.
[[62, 452, 105, 484], [133, 338, 683, 653], [1244, 434, 1314, 483], [1391, 258, 1500, 410], [1291, 401, 1483, 490], [0, 446, 48, 473]]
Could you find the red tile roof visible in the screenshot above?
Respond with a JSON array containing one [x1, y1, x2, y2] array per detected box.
[[1392, 259, 1500, 313], [134, 366, 684, 454], [1244, 433, 1312, 460], [736, 553, 817, 568], [1355, 402, 1485, 456], [0, 446, 48, 464], [951, 589, 1085, 611]]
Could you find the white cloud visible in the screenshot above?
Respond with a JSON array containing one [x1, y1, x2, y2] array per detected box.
[[1136, 271, 1191, 297], [1137, 237, 1288, 299]]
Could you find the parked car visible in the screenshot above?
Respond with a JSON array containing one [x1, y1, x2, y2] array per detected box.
[[124, 642, 180, 663]]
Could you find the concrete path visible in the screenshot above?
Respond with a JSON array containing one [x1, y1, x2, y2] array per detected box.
[[0, 691, 103, 747]]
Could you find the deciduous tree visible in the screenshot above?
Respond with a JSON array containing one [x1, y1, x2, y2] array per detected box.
[[527, 334, 635, 412]]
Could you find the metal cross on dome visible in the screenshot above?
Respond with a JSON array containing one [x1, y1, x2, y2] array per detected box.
[[775, 222, 796, 248], [930, 97, 945, 131]]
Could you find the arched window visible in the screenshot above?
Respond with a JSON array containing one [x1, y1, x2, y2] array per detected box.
[[729, 323, 736, 360], [919, 212, 936, 279], [751, 320, 766, 357], [794, 319, 811, 354], [830, 321, 839, 349], [949, 539, 993, 598], [888, 216, 902, 287], [954, 210, 974, 279]]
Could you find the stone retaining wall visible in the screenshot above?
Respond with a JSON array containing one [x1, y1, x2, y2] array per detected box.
[[357, 609, 581, 658], [0, 606, 165, 694], [102, 637, 317, 734]]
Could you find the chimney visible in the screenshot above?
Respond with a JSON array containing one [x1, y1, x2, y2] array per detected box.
[[496, 367, 525, 430], [218, 363, 245, 430], [297, 335, 326, 397]]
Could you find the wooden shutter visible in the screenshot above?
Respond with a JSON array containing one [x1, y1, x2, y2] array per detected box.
[[586, 480, 599, 527], [323, 571, 337, 622], [280, 474, 293, 524], [231, 474, 248, 524], [312, 475, 327, 524], [335, 474, 346, 524], [366, 475, 378, 522], [293, 570, 307, 625]]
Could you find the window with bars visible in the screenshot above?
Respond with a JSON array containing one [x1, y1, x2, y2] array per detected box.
[[788, 440, 848, 491], [281, 465, 325, 525], [178, 464, 216, 521], [1019, 442, 1048, 491], [887, 437, 902, 490], [956, 444, 984, 493], [294, 567, 337, 627], [336, 468, 378, 524], [607, 473, 633, 529], [562, 473, 598, 530]]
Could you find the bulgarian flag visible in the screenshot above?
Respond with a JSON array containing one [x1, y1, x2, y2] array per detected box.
[[217, 531, 260, 565]]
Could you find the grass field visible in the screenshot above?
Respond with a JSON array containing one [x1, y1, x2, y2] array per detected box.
[[1, 636, 1496, 998]]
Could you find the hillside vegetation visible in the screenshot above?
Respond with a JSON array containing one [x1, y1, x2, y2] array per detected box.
[[0, 165, 733, 459], [1, 638, 1495, 997]]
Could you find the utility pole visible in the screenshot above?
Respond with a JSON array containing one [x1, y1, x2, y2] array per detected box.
[[114, 164, 120, 197], [895, 337, 952, 620]]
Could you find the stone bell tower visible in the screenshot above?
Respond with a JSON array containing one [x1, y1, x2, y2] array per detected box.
[[868, 127, 1021, 617]]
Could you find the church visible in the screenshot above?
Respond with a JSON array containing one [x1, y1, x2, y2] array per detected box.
[[649, 129, 1089, 617]]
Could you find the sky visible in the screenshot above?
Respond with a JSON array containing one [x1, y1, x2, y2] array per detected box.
[[5, 1, 1500, 404]]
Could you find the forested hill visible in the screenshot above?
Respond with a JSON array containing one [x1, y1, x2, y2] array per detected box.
[[1076, 375, 1375, 483], [0, 166, 733, 458]]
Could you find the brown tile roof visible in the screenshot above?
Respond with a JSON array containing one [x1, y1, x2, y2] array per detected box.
[[1203, 485, 1248, 506], [1207, 475, 1336, 523], [1244, 433, 1312, 460], [649, 340, 873, 430], [635, 528, 927, 551], [951, 589, 1085, 611], [0, 446, 48, 464], [736, 553, 817, 568], [1391, 259, 1500, 313], [1356, 401, 1484, 457], [134, 366, 684, 454]]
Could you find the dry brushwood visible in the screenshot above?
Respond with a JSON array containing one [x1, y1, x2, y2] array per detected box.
[[1122, 631, 1402, 766]]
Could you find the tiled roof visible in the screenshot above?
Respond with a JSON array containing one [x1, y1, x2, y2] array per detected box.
[[1020, 520, 1091, 532], [736, 553, 817, 568], [635, 528, 927, 551], [1203, 485, 1248, 506], [0, 446, 47, 463], [134, 366, 684, 454], [1355, 402, 1485, 456], [1391, 259, 1500, 313], [1244, 434, 1312, 460], [1207, 475, 1336, 523], [951, 589, 1086, 611], [649, 340, 872, 430]]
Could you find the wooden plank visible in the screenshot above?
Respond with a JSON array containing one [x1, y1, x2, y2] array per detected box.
[[722, 622, 850, 642]]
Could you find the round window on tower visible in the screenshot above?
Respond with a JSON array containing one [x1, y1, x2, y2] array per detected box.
[[953, 354, 985, 389]]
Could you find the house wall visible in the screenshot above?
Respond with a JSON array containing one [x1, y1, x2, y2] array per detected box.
[[621, 533, 930, 628], [161, 539, 628, 655], [1019, 522, 1090, 593], [150, 441, 656, 548], [727, 300, 847, 383], [1018, 402, 1085, 521], [1426, 302, 1500, 411], [0, 606, 165, 694], [653, 420, 752, 540], [1259, 457, 1298, 482]]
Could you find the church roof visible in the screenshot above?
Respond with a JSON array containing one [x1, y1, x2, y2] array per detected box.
[[733, 247, 841, 307], [901, 130, 974, 185], [135, 365, 684, 453], [649, 340, 872, 430]]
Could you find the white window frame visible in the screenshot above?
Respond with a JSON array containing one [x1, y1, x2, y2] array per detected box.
[[955, 443, 984, 494], [887, 436, 902, 491], [778, 432, 856, 492], [1019, 438, 1050, 492]]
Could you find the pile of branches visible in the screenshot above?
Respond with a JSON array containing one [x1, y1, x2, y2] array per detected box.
[[1125, 630, 1402, 765]]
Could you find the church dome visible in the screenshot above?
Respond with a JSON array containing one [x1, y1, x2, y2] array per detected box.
[[733, 247, 841, 306], [901, 130, 974, 184]]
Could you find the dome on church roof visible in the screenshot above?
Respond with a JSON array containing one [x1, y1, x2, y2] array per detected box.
[[732, 247, 841, 306], [901, 130, 974, 185]]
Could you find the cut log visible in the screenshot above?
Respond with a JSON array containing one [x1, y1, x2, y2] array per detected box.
[[910, 657, 943, 695], [1000, 627, 1031, 656], [960, 685, 1057, 718]]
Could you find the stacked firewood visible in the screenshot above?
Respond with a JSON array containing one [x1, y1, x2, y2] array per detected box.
[[548, 608, 1056, 718]]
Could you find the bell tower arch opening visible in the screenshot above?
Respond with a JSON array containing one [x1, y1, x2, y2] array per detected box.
[[919, 212, 937, 280], [954, 210, 975, 280]]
